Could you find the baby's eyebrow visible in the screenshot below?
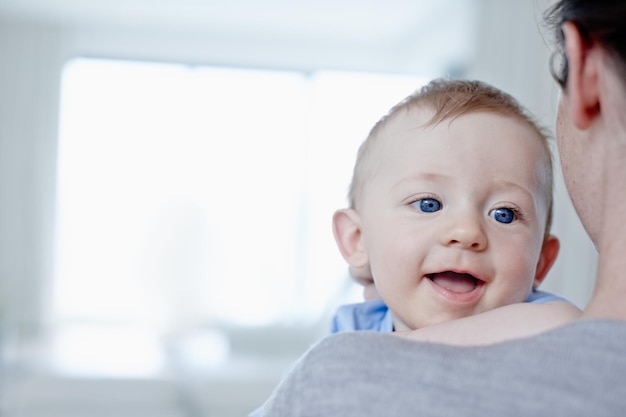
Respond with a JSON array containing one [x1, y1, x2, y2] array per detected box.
[[391, 175, 536, 201], [491, 180, 533, 195], [391, 173, 452, 190]]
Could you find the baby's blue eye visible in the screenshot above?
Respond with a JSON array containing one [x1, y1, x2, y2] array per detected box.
[[490, 207, 516, 224], [413, 198, 442, 213]]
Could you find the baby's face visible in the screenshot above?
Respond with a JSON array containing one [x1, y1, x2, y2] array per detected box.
[[358, 109, 552, 330]]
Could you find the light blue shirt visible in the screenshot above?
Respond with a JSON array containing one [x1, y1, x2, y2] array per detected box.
[[330, 289, 570, 333]]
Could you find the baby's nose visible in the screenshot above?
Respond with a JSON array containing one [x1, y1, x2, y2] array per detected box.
[[441, 214, 487, 251]]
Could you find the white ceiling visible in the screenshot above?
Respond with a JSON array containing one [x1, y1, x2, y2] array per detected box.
[[0, 0, 478, 75], [0, 0, 467, 39]]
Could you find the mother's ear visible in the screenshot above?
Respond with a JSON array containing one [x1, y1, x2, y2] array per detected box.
[[332, 208, 369, 268], [562, 21, 601, 130]]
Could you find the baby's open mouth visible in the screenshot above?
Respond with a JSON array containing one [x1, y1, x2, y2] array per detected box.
[[428, 271, 480, 294]]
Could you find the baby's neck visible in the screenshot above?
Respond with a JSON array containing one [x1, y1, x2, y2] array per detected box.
[[392, 316, 412, 332]]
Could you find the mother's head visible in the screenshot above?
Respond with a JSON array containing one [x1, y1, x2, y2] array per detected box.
[[545, 1, 626, 244]]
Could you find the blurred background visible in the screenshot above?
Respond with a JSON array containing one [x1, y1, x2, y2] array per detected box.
[[0, 0, 597, 416]]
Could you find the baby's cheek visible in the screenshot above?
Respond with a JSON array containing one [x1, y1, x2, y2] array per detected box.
[[508, 268, 537, 303]]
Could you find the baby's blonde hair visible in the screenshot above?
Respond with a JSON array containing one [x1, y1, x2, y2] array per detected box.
[[348, 78, 555, 235]]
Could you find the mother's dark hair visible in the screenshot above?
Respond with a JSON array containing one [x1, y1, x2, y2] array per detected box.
[[545, 1, 626, 87]]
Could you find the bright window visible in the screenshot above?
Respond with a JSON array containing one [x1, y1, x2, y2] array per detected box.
[[54, 58, 426, 334]]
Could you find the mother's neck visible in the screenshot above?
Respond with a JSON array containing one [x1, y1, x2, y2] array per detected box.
[[584, 114, 626, 320]]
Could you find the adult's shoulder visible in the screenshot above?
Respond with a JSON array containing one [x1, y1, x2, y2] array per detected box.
[[264, 319, 626, 417]]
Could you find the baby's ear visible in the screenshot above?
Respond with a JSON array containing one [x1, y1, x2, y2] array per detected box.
[[332, 208, 369, 268], [533, 235, 560, 288]]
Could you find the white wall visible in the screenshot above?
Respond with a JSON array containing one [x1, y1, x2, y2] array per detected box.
[[0, 19, 65, 336]]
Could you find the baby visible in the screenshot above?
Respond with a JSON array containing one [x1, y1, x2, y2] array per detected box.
[[331, 78, 579, 333]]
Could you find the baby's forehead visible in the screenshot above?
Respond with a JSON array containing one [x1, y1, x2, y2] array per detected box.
[[371, 108, 552, 186], [377, 107, 547, 157]]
